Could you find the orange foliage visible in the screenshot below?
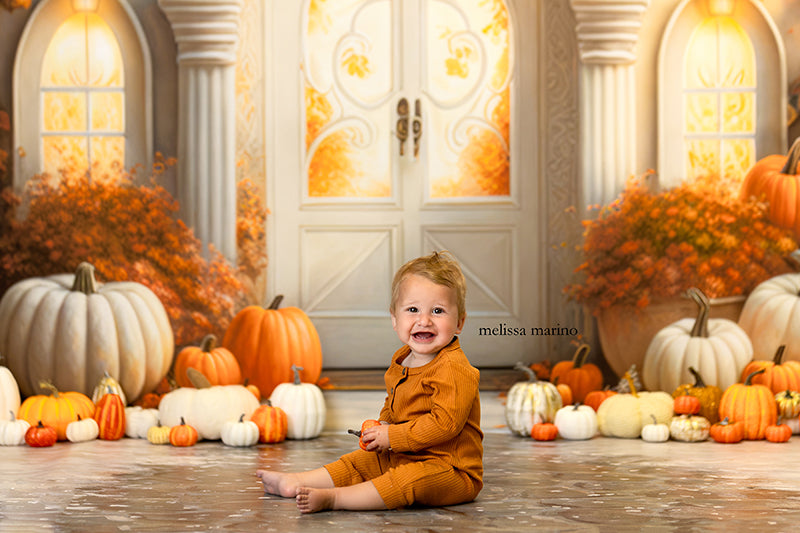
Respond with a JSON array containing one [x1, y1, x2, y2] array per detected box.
[[0, 155, 266, 347], [565, 172, 798, 313]]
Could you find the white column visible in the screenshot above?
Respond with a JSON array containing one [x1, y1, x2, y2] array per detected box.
[[570, 0, 649, 206], [158, 0, 242, 261]]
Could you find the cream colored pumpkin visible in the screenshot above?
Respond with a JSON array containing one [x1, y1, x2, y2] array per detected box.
[[640, 415, 670, 442], [553, 403, 597, 440], [0, 410, 30, 446], [738, 272, 800, 362], [642, 288, 752, 393], [158, 369, 259, 440], [669, 414, 710, 442], [505, 363, 563, 437], [220, 414, 260, 447], [125, 406, 160, 439], [597, 372, 674, 439], [0, 363, 21, 420], [66, 415, 99, 443], [268, 365, 326, 439], [0, 262, 174, 401]]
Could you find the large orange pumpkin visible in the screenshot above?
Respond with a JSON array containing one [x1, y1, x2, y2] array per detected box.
[[740, 138, 800, 237], [18, 382, 95, 441], [718, 369, 777, 440], [222, 295, 322, 397], [739, 345, 800, 394], [174, 334, 242, 388], [549, 344, 603, 403]]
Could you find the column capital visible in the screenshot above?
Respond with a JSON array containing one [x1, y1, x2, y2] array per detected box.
[[158, 0, 243, 65], [569, 0, 649, 65]]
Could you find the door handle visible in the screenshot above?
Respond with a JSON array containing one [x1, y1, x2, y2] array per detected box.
[[413, 98, 422, 158], [396, 98, 409, 156]]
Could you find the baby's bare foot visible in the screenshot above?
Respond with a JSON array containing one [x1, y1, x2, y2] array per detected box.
[[296, 486, 336, 514], [255, 470, 301, 498]]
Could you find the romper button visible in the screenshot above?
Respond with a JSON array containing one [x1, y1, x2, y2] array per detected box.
[[402, 368, 406, 375], [390, 387, 394, 394]]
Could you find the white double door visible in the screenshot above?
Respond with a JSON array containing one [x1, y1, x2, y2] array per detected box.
[[267, 0, 542, 368]]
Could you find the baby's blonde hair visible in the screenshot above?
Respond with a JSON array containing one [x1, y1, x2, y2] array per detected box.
[[390, 251, 467, 322]]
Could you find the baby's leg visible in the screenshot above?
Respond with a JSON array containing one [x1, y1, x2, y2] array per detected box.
[[256, 467, 334, 498], [296, 480, 385, 514]]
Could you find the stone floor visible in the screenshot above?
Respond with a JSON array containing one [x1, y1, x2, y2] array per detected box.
[[3, 392, 800, 532]]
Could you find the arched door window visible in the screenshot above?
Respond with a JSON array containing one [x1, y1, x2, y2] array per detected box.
[[13, 0, 151, 189], [658, 0, 785, 189]]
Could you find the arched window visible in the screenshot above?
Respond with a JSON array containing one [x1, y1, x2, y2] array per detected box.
[[658, 0, 785, 188], [13, 0, 151, 189]]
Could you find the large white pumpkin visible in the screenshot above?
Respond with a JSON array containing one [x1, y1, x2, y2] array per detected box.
[[269, 365, 326, 439], [504, 363, 563, 437], [158, 369, 259, 440], [0, 262, 174, 401], [642, 288, 752, 393], [738, 272, 800, 361], [0, 363, 21, 419]]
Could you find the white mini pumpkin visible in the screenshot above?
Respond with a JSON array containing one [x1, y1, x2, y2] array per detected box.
[[0, 262, 174, 401], [125, 406, 160, 439], [738, 271, 800, 362], [158, 369, 259, 440], [642, 288, 752, 393], [0, 410, 30, 446], [66, 415, 99, 443], [505, 363, 563, 437], [269, 365, 326, 439], [553, 403, 597, 440], [640, 414, 670, 442], [220, 414, 259, 447]]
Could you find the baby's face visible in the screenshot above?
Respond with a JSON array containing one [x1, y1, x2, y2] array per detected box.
[[390, 274, 465, 357]]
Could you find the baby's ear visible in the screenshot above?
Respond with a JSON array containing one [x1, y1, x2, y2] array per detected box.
[[456, 313, 466, 333]]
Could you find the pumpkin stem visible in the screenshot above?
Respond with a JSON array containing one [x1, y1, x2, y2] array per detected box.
[[571, 344, 591, 368], [347, 428, 362, 437], [513, 362, 538, 383], [780, 137, 800, 174], [238, 413, 246, 423], [291, 364, 304, 385], [774, 345, 787, 365], [688, 367, 706, 388], [7, 410, 14, 421], [268, 295, 284, 310], [623, 371, 638, 397], [200, 334, 218, 352], [38, 380, 60, 398], [686, 288, 710, 338], [186, 367, 212, 389], [72, 262, 99, 295], [649, 414, 657, 425], [744, 368, 766, 386]]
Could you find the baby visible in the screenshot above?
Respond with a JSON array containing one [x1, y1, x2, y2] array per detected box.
[[256, 251, 483, 513]]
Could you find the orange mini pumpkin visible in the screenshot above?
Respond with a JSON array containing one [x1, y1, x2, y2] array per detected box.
[[718, 369, 777, 440], [18, 382, 95, 441], [709, 417, 744, 444], [174, 334, 243, 388], [583, 388, 617, 412], [222, 295, 323, 397], [765, 421, 792, 443], [250, 401, 288, 444], [531, 422, 558, 441], [550, 344, 603, 403], [169, 417, 199, 447], [673, 394, 701, 416]]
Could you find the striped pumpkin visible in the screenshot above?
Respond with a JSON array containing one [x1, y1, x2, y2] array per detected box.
[[250, 402, 288, 443], [504, 363, 563, 437], [94, 389, 126, 440], [719, 369, 777, 440], [18, 382, 95, 441]]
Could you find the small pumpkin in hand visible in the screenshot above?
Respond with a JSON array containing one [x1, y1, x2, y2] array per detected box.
[[169, 417, 199, 447], [0, 410, 30, 446], [709, 417, 744, 444], [25, 421, 58, 447], [531, 422, 558, 441], [66, 415, 99, 443], [550, 344, 603, 403]]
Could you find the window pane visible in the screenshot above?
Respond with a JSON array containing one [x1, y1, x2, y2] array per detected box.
[[43, 92, 87, 132], [43, 136, 88, 176], [91, 136, 125, 175], [91, 92, 124, 131], [721, 92, 753, 133], [685, 93, 718, 133], [721, 138, 754, 179], [686, 139, 719, 178]]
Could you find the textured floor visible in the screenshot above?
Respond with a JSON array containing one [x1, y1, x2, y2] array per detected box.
[[4, 426, 800, 532]]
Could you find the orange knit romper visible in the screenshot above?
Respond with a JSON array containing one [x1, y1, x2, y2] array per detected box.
[[324, 337, 484, 509]]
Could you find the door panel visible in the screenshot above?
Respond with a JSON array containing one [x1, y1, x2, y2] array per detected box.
[[268, 0, 540, 368]]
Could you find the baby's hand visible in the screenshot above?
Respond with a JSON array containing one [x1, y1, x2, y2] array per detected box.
[[361, 423, 390, 452]]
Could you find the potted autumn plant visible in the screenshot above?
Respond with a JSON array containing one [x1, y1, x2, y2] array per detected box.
[[565, 171, 797, 378]]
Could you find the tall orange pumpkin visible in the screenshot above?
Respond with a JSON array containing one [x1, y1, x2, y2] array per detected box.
[[739, 345, 800, 394], [222, 295, 322, 397], [94, 388, 126, 440], [18, 382, 95, 441], [740, 137, 800, 237], [718, 369, 777, 440], [549, 344, 603, 403], [174, 334, 243, 388]]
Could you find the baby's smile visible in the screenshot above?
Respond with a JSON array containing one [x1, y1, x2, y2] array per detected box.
[[412, 331, 435, 341]]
